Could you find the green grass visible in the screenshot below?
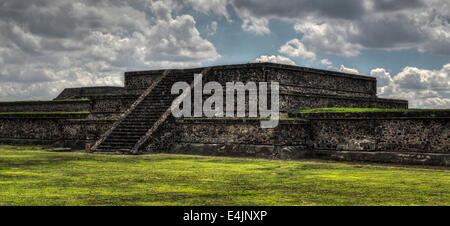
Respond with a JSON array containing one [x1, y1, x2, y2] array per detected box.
[[295, 107, 450, 113], [0, 144, 449, 206], [0, 111, 90, 115]]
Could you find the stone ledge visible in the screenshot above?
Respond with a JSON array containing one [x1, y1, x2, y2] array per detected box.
[[168, 143, 311, 160], [282, 92, 407, 103], [313, 150, 450, 166], [0, 138, 87, 147], [280, 83, 375, 96], [61, 119, 116, 124], [0, 100, 90, 105], [176, 118, 308, 124], [0, 113, 89, 119], [124, 62, 376, 81], [291, 110, 450, 119], [88, 94, 140, 100]]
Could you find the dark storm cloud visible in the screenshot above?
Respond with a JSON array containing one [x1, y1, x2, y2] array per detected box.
[[0, 0, 146, 39], [230, 0, 449, 55], [351, 14, 427, 49], [233, 0, 366, 20], [372, 0, 425, 12]]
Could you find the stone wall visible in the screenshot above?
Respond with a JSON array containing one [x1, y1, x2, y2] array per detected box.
[[125, 63, 378, 98], [264, 65, 376, 97], [124, 70, 165, 95], [0, 100, 91, 112], [124, 63, 405, 116], [293, 111, 449, 153], [146, 110, 449, 165], [0, 113, 114, 148], [89, 95, 138, 119], [54, 86, 125, 100], [203, 63, 377, 98], [281, 94, 407, 112], [143, 117, 312, 160]]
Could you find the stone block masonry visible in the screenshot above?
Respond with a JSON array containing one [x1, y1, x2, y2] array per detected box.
[[0, 100, 91, 112], [291, 111, 449, 153], [2, 62, 447, 166], [0, 113, 113, 148], [161, 110, 449, 166], [54, 86, 125, 100]]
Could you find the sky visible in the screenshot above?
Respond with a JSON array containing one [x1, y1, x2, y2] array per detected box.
[[0, 0, 448, 108]]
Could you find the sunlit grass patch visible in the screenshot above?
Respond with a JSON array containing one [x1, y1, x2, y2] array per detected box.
[[0, 144, 448, 206]]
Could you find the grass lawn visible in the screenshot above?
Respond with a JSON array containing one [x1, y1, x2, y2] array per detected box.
[[0, 144, 449, 206]]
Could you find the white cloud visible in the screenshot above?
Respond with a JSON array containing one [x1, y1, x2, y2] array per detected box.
[[234, 7, 270, 35], [242, 17, 270, 35], [0, 0, 220, 101], [369, 68, 395, 96], [206, 21, 218, 36], [145, 2, 220, 63], [370, 63, 450, 108], [339, 65, 360, 74], [370, 68, 393, 87], [320, 59, 332, 66], [279, 39, 316, 60], [184, 0, 230, 20], [294, 22, 361, 57], [255, 55, 297, 65], [320, 58, 336, 70], [229, 0, 450, 56]]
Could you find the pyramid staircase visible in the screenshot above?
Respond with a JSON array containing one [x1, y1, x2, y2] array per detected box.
[[90, 68, 209, 154]]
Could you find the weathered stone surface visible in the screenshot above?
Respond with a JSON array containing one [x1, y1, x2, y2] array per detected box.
[[0, 100, 91, 112], [0, 114, 114, 148], [294, 111, 450, 153], [5, 63, 448, 166], [314, 150, 450, 166], [54, 86, 125, 100]]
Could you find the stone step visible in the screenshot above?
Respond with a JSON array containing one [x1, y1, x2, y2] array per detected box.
[[108, 135, 142, 140], [101, 142, 135, 147], [103, 139, 137, 144], [117, 123, 151, 126], [111, 129, 147, 133], [112, 130, 148, 134], [112, 132, 147, 136], [94, 71, 198, 153], [114, 126, 149, 130], [102, 139, 137, 148], [141, 98, 172, 101], [128, 113, 163, 117], [123, 116, 159, 120], [118, 123, 155, 127], [134, 106, 168, 110], [114, 127, 149, 131], [122, 117, 158, 121], [128, 110, 163, 115], [138, 101, 172, 105], [135, 103, 169, 108], [117, 121, 154, 125], [135, 103, 168, 106], [111, 132, 146, 137], [97, 146, 132, 151]]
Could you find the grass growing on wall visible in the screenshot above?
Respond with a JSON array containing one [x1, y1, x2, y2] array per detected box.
[[0, 145, 449, 206], [295, 107, 450, 113]]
